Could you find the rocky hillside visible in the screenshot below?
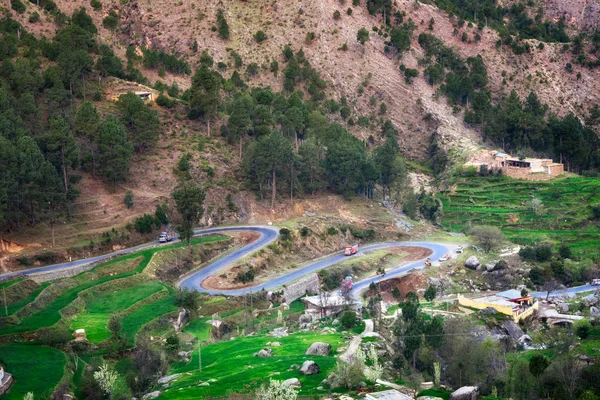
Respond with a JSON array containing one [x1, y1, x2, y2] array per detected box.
[[10, 0, 600, 156], [3, 0, 600, 253]]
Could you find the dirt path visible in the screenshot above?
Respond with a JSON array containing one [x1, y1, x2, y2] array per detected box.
[[339, 319, 373, 363]]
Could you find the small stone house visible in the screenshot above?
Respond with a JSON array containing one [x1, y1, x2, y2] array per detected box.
[[466, 150, 564, 180], [302, 294, 359, 317]]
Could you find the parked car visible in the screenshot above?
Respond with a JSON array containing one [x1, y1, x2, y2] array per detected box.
[[439, 253, 452, 262], [456, 246, 464, 254]]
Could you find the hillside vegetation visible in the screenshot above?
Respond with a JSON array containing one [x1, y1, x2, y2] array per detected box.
[[440, 175, 600, 254]]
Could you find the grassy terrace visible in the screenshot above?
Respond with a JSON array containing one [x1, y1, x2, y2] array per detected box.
[[163, 332, 345, 398], [0, 235, 226, 336], [440, 176, 600, 255], [0, 344, 66, 399]]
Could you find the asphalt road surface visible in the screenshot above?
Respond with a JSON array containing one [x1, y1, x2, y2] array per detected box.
[[1, 226, 595, 298]]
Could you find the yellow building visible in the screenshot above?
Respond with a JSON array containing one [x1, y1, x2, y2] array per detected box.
[[457, 289, 539, 322]]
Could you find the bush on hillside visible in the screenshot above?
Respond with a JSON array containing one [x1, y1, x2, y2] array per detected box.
[[134, 214, 158, 234], [471, 225, 504, 253], [340, 310, 358, 329]]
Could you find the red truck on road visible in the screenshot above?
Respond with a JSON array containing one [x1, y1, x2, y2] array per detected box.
[[344, 244, 358, 256]]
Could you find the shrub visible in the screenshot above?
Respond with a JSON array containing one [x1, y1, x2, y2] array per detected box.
[[300, 226, 310, 237], [327, 226, 338, 235], [29, 12, 40, 23], [134, 214, 157, 234], [34, 252, 57, 263], [165, 335, 179, 351], [592, 204, 600, 219], [305, 31, 316, 44], [574, 319, 592, 339], [424, 285, 436, 301], [178, 153, 192, 172], [154, 203, 169, 226], [534, 242, 553, 262], [270, 60, 279, 76], [246, 63, 259, 76], [124, 190, 134, 208], [333, 10, 341, 20], [234, 266, 255, 283], [559, 244, 572, 259], [90, 0, 102, 10], [254, 30, 267, 43], [11, 0, 25, 14], [340, 310, 358, 329], [279, 228, 292, 242], [347, 8, 352, 15], [217, 10, 229, 39], [403, 68, 419, 83], [16, 256, 32, 266], [102, 11, 119, 30], [156, 94, 175, 108]]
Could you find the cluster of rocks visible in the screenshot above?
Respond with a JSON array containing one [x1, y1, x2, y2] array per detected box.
[[544, 292, 600, 317], [253, 348, 274, 358], [270, 327, 289, 337]]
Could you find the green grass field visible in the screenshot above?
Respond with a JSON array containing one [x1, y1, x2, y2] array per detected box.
[[162, 332, 345, 398], [440, 176, 600, 255], [0, 344, 66, 399]]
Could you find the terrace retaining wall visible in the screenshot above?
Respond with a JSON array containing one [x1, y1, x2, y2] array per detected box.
[[282, 273, 320, 304]]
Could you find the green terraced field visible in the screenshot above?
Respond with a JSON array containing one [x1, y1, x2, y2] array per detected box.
[[0, 344, 66, 399], [70, 282, 168, 343], [0, 235, 226, 336], [120, 294, 178, 346], [440, 176, 600, 255], [85, 281, 165, 313], [5, 282, 50, 315], [0, 278, 24, 290], [162, 332, 345, 398]]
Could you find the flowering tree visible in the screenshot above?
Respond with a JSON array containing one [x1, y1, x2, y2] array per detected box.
[[257, 379, 298, 400], [94, 364, 118, 397]]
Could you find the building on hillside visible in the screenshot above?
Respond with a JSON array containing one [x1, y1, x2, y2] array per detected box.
[[302, 294, 360, 317], [466, 150, 564, 180], [457, 289, 539, 322]]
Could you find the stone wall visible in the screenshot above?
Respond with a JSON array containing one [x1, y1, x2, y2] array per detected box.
[[29, 263, 97, 283], [282, 273, 320, 304], [502, 167, 556, 181]]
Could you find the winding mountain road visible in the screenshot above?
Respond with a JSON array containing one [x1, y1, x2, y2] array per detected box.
[[1, 225, 596, 299]]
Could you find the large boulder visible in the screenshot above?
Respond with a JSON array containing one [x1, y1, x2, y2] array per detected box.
[[157, 374, 181, 385], [306, 342, 331, 356], [142, 391, 161, 400], [300, 360, 320, 375], [450, 386, 479, 400], [283, 378, 302, 388], [173, 308, 189, 332], [254, 348, 273, 358], [464, 257, 480, 270], [503, 321, 525, 342], [591, 306, 600, 317]]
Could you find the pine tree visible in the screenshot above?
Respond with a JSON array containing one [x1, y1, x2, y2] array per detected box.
[[173, 183, 206, 248], [117, 92, 161, 153], [189, 66, 222, 135], [96, 116, 133, 186]]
